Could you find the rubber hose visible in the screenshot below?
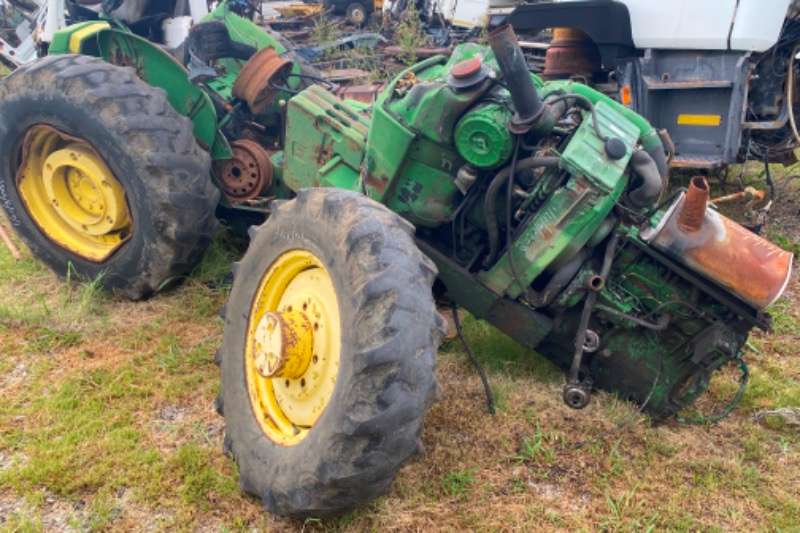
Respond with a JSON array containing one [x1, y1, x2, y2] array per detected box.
[[527, 247, 589, 307], [628, 150, 664, 208], [484, 156, 560, 266]]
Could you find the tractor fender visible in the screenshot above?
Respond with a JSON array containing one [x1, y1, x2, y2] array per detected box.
[[48, 23, 232, 160]]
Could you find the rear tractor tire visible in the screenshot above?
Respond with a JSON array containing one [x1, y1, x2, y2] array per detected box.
[[0, 54, 219, 299], [218, 189, 441, 516]]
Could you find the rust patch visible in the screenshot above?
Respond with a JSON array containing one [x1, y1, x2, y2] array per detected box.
[[363, 172, 388, 195], [232, 47, 293, 115], [336, 83, 383, 104], [214, 139, 273, 202], [645, 193, 794, 309], [677, 176, 709, 232]]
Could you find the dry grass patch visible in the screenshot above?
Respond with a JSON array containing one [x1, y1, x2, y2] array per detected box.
[[0, 178, 799, 531]]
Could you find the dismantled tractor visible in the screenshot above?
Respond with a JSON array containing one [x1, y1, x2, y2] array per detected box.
[[0, 0, 793, 517]]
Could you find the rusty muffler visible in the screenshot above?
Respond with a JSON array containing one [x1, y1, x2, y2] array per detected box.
[[642, 177, 793, 309]]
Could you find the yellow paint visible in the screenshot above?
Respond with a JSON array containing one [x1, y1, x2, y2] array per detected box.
[[68, 22, 111, 54], [677, 114, 722, 127], [246, 250, 341, 446], [17, 126, 132, 262], [253, 310, 314, 379]]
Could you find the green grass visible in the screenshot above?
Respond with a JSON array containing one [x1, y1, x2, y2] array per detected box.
[[0, 172, 799, 531], [442, 313, 561, 381], [441, 468, 477, 498]]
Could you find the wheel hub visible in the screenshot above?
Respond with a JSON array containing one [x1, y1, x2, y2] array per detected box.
[[214, 139, 273, 202], [16, 125, 132, 262], [43, 145, 129, 237], [245, 250, 341, 445], [252, 310, 314, 379]]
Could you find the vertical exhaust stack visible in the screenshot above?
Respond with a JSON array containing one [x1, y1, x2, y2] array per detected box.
[[677, 176, 710, 232], [488, 24, 549, 134]]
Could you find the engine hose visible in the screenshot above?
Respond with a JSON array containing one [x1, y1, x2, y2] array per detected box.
[[483, 156, 560, 267], [645, 143, 670, 189], [627, 149, 665, 208], [527, 248, 589, 307], [544, 93, 607, 141]]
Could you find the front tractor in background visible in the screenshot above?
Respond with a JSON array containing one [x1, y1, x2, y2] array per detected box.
[[0, 2, 793, 518]]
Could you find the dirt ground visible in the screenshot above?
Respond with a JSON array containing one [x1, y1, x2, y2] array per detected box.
[[1, 168, 799, 532]]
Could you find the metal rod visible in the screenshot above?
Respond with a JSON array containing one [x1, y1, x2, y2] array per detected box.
[[568, 232, 619, 383]]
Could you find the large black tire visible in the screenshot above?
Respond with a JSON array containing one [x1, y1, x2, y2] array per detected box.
[[0, 54, 219, 299], [219, 189, 442, 517]]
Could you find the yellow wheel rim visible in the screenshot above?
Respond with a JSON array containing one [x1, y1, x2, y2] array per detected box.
[[246, 250, 341, 446], [16, 125, 132, 262]]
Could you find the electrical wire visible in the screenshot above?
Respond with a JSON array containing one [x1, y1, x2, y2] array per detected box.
[[451, 306, 495, 415], [543, 93, 608, 142]]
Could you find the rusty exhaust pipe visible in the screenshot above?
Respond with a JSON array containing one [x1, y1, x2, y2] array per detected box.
[[677, 176, 709, 232]]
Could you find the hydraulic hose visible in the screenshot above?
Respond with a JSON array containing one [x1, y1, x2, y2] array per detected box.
[[483, 156, 560, 267]]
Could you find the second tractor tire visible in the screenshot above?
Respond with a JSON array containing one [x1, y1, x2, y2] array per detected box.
[[0, 54, 219, 299]]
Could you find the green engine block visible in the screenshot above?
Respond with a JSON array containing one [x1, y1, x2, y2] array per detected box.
[[275, 41, 778, 418]]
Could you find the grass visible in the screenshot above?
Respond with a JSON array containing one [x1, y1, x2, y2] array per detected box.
[[1, 172, 800, 532]]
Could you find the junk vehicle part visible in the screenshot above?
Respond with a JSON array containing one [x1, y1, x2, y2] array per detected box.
[[211, 23, 792, 515], [0, 0, 794, 520]]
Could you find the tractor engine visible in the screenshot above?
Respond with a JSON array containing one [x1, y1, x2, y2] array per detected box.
[[275, 26, 793, 417]]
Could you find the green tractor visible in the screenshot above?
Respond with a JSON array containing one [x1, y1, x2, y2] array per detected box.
[[0, 1, 793, 517]]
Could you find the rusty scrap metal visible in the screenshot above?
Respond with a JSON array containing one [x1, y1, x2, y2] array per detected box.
[[232, 47, 293, 114], [273, 4, 324, 18], [214, 139, 273, 202], [336, 83, 383, 104], [324, 68, 371, 83], [543, 28, 601, 80], [711, 186, 766, 206], [381, 46, 453, 59], [642, 178, 793, 309], [677, 176, 710, 232]]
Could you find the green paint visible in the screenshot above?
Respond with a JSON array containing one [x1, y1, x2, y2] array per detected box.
[[48, 24, 231, 159], [455, 103, 514, 169], [282, 85, 368, 192], [479, 97, 637, 298], [560, 101, 640, 192]]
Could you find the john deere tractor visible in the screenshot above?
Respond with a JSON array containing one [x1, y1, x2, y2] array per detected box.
[[0, 0, 793, 517]]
